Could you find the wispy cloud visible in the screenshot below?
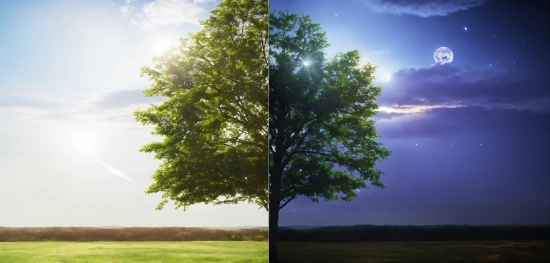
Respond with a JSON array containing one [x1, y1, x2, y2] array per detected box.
[[0, 96, 62, 110], [129, 0, 215, 31], [357, 0, 487, 17], [0, 89, 163, 122], [102, 114, 138, 123], [378, 104, 464, 114], [377, 65, 550, 114], [376, 106, 550, 139], [120, 0, 135, 17], [94, 89, 165, 109], [95, 156, 135, 183]]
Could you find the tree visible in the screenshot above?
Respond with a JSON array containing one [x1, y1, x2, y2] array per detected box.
[[269, 11, 391, 262], [134, 0, 268, 212]]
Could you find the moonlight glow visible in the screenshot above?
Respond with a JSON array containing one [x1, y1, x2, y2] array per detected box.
[[434, 47, 453, 64]]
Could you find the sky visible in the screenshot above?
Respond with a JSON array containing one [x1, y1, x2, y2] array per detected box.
[[0, 0, 267, 227], [1, 0, 548, 229], [271, 0, 550, 226]]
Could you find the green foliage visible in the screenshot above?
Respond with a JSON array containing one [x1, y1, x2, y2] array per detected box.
[[0, 227, 268, 242], [269, 11, 391, 210], [134, 0, 268, 211]]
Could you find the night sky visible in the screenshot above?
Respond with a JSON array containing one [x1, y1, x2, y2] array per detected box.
[[271, 0, 550, 226]]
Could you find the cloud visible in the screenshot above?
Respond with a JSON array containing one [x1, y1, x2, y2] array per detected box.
[[130, 0, 214, 31], [192, 0, 215, 3], [95, 156, 135, 183], [0, 96, 95, 121], [376, 106, 550, 139], [0, 96, 62, 110], [373, 111, 408, 121], [94, 89, 165, 109], [357, 0, 487, 17], [0, 90, 163, 123], [102, 114, 138, 123], [377, 65, 550, 114], [120, 0, 135, 17]]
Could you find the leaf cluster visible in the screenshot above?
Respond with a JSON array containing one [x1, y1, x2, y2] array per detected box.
[[269, 11, 391, 210], [134, 0, 268, 211]]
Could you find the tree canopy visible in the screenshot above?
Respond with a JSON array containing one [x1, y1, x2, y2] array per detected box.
[[268, 10, 391, 261], [134, 0, 268, 211]]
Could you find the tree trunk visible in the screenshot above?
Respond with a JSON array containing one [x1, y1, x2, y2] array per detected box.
[[269, 195, 280, 263]]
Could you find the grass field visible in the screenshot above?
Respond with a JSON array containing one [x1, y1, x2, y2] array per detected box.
[[278, 240, 550, 263], [0, 241, 267, 263]]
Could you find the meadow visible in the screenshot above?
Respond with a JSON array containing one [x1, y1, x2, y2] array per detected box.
[[277, 240, 550, 263], [0, 227, 267, 262], [2, 226, 548, 262], [0, 241, 267, 263]]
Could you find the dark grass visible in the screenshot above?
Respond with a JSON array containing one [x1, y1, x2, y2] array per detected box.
[[278, 225, 550, 242], [277, 240, 550, 263], [0, 227, 267, 242]]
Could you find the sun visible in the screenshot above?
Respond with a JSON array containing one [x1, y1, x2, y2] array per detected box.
[[154, 37, 173, 54], [70, 130, 97, 155]]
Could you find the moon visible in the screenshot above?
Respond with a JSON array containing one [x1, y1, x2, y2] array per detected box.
[[434, 47, 453, 64]]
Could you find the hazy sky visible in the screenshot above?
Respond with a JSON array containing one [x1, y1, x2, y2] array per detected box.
[[271, 0, 550, 226], [0, 0, 267, 227]]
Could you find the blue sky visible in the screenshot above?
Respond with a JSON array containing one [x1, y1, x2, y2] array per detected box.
[[0, 0, 267, 227], [271, 0, 549, 226]]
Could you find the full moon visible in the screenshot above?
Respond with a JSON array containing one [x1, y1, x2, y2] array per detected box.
[[434, 47, 453, 64]]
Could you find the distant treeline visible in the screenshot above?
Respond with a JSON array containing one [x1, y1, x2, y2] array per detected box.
[[0, 227, 267, 242], [278, 225, 550, 242]]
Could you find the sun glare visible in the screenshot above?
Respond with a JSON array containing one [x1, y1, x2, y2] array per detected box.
[[70, 130, 97, 155], [154, 37, 173, 54]]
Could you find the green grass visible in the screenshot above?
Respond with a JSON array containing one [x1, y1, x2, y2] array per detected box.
[[0, 241, 267, 263], [278, 240, 550, 263]]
